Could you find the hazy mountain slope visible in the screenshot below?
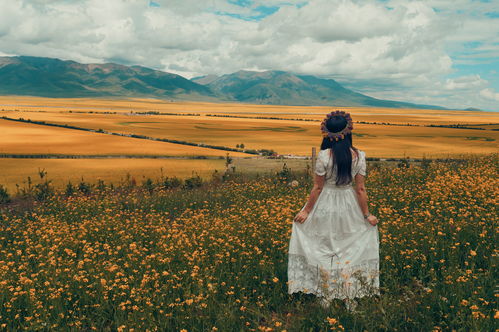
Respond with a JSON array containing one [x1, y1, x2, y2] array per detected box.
[[0, 56, 214, 99], [203, 70, 446, 109]]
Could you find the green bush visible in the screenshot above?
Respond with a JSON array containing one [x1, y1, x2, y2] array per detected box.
[[34, 181, 54, 201], [142, 178, 155, 194], [0, 184, 11, 204], [162, 176, 182, 189], [65, 182, 75, 197], [96, 179, 106, 192], [397, 158, 410, 168], [78, 179, 92, 195], [276, 162, 292, 182], [184, 175, 203, 189]]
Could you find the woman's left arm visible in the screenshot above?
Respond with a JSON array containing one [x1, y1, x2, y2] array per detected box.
[[293, 174, 325, 223]]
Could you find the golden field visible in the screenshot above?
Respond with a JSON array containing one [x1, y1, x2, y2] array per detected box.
[[0, 119, 249, 157], [1, 97, 497, 158], [1, 95, 498, 125], [0, 96, 497, 190]]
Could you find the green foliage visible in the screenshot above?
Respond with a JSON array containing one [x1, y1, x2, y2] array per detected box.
[[397, 157, 411, 168], [16, 176, 34, 198], [123, 173, 137, 188], [96, 179, 106, 192], [184, 174, 203, 189], [78, 179, 92, 195], [142, 177, 155, 194], [276, 162, 293, 183], [65, 182, 75, 197], [305, 163, 312, 182], [211, 170, 222, 184], [225, 153, 233, 168], [259, 148, 277, 156], [31, 168, 54, 201], [0, 184, 11, 204], [161, 176, 182, 189], [421, 156, 432, 170], [33, 181, 54, 201]]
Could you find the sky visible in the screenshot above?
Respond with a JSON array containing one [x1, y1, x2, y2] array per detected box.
[[0, 0, 498, 111]]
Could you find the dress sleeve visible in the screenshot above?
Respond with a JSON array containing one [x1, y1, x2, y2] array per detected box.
[[314, 150, 327, 176], [357, 150, 367, 176]]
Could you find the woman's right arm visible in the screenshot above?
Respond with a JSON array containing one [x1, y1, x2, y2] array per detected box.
[[354, 173, 378, 226]]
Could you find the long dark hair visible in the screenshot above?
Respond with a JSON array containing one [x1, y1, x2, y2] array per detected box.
[[320, 115, 357, 185]]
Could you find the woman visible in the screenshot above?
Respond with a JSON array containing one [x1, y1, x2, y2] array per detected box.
[[287, 110, 380, 311]]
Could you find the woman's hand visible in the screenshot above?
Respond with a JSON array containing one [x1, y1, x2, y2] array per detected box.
[[294, 210, 309, 224], [366, 215, 379, 226]]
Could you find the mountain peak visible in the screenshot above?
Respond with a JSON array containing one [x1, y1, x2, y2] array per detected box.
[[0, 55, 446, 109], [0, 55, 214, 99]]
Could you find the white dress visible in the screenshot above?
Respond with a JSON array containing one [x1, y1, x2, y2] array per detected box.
[[287, 148, 380, 301]]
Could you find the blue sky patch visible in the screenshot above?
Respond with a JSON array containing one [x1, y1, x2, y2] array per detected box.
[[215, 6, 279, 21], [216, 1, 281, 21], [228, 0, 254, 6], [463, 41, 483, 48], [485, 11, 499, 18], [254, 5, 279, 17]]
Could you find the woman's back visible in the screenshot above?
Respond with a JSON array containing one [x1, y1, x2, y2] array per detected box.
[[315, 148, 366, 186]]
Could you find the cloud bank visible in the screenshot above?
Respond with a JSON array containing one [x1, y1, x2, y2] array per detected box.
[[0, 0, 498, 111]]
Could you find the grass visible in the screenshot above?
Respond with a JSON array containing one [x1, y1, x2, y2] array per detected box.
[[0, 157, 449, 192], [0, 155, 496, 330], [0, 158, 228, 192]]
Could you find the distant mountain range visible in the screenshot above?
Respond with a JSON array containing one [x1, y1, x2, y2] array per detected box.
[[0, 56, 215, 100], [0, 56, 447, 109], [193, 71, 447, 109]]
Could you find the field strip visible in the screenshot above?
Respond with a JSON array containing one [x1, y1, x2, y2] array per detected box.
[[3, 109, 498, 131], [0, 153, 483, 163], [0, 118, 251, 157], [205, 114, 498, 130], [0, 154, 241, 159], [0, 116, 257, 156], [2, 113, 498, 158]]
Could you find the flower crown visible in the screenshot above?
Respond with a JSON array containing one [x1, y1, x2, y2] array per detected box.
[[321, 110, 353, 141]]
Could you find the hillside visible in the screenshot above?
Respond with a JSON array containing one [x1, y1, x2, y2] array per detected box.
[[0, 56, 215, 100], [0, 56, 446, 109], [195, 70, 446, 109]]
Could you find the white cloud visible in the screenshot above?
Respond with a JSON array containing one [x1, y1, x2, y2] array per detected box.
[[444, 75, 488, 90], [0, 0, 498, 110], [480, 88, 499, 102]]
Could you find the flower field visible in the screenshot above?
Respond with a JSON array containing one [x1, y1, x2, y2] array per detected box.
[[0, 155, 497, 331]]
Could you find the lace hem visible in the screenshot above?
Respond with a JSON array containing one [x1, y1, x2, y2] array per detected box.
[[287, 253, 380, 300]]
